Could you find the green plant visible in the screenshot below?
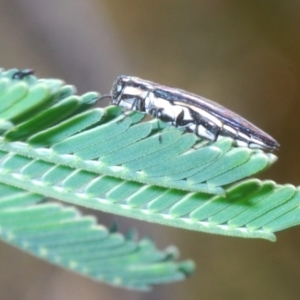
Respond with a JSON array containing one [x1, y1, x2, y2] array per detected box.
[[0, 68, 298, 290]]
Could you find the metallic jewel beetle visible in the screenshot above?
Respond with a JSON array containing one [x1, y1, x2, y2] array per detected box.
[[106, 75, 279, 151]]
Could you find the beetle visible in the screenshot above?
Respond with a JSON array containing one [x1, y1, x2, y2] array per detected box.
[[103, 75, 279, 151]]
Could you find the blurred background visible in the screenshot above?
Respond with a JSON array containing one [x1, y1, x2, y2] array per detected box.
[[0, 1, 300, 299]]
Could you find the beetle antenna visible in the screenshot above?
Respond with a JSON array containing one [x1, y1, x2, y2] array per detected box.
[[99, 94, 112, 101]]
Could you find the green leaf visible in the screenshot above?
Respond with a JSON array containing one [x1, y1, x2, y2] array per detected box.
[[0, 183, 193, 290], [0, 105, 276, 195], [0, 68, 298, 289]]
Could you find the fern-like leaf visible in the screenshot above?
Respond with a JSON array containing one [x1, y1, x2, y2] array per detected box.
[[0, 183, 193, 290], [0, 68, 298, 288]]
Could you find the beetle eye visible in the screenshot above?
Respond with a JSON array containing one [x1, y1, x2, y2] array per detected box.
[[111, 76, 126, 103]]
